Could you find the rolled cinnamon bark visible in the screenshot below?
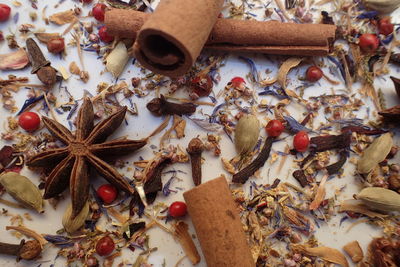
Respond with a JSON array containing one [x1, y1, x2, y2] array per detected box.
[[183, 176, 254, 267], [105, 9, 336, 59], [131, 0, 224, 77]]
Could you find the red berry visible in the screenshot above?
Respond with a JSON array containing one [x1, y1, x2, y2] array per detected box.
[[47, 38, 65, 54], [97, 184, 118, 204], [169, 201, 187, 218], [0, 4, 11, 22], [18, 112, 41, 132], [378, 18, 394, 36], [95, 236, 115, 256], [293, 131, 309, 152], [230, 77, 246, 88], [98, 26, 114, 43], [305, 66, 323, 82], [358, 33, 379, 53], [190, 75, 213, 97], [92, 3, 107, 22], [265, 119, 284, 137]]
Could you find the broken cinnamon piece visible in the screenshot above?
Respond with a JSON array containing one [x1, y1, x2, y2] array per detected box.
[[343, 240, 363, 263], [232, 137, 274, 184], [341, 126, 387, 135], [378, 105, 400, 124], [292, 169, 310, 187], [105, 9, 337, 59], [183, 177, 254, 267], [325, 150, 347, 175], [146, 95, 196, 116], [310, 132, 351, 152]]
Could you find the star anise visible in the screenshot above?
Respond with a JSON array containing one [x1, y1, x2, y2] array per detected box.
[[26, 98, 147, 217]]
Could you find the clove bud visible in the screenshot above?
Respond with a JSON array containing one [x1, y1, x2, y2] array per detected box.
[[187, 138, 204, 186], [26, 38, 57, 88], [0, 239, 42, 261], [146, 95, 196, 116]]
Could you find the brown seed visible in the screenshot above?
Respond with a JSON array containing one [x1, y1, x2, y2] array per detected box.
[[388, 174, 400, 191], [19, 240, 42, 261]]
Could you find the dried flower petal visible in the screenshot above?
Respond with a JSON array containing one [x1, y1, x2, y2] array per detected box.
[[339, 199, 387, 219], [34, 32, 61, 44], [292, 244, 349, 267], [0, 49, 29, 70], [49, 10, 76, 25], [173, 221, 201, 265], [277, 57, 303, 89], [309, 174, 328, 210]]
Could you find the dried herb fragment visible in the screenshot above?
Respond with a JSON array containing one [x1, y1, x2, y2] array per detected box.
[[326, 150, 347, 175], [310, 132, 351, 152], [293, 244, 349, 267], [341, 126, 387, 135], [26, 38, 57, 87], [390, 53, 400, 65], [292, 169, 309, 187], [0, 239, 42, 261], [187, 137, 204, 186], [0, 48, 29, 70], [26, 98, 147, 217], [343, 240, 363, 263], [146, 95, 196, 116], [232, 137, 274, 184], [173, 221, 201, 265], [122, 222, 146, 240]]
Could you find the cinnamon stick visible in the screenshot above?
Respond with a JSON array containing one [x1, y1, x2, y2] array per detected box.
[[129, 0, 224, 77], [183, 176, 254, 267], [105, 9, 337, 61]]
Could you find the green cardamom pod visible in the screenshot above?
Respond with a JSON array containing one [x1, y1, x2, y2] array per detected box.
[[362, 0, 400, 14], [357, 187, 400, 212], [0, 172, 43, 213], [62, 201, 90, 233], [234, 114, 260, 155], [357, 133, 393, 174]]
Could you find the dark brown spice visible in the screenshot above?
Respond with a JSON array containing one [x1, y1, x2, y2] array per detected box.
[[271, 178, 281, 189], [378, 105, 400, 124], [310, 132, 351, 152], [0, 146, 14, 172], [292, 169, 309, 187], [390, 53, 400, 66], [232, 137, 274, 184], [187, 137, 204, 186], [143, 158, 171, 204], [386, 146, 398, 159], [0, 239, 42, 261], [300, 113, 312, 126], [341, 126, 387, 135], [26, 38, 57, 88], [325, 150, 347, 175], [146, 95, 196, 116], [0, 77, 29, 86], [390, 76, 400, 99]]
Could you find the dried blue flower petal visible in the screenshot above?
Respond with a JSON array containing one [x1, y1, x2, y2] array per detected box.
[[239, 56, 259, 83], [356, 11, 378, 19], [284, 116, 313, 133]]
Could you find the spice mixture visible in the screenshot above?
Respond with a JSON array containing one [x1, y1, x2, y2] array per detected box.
[[0, 0, 400, 266]]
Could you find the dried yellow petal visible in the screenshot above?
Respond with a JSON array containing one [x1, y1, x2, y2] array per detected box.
[[49, 10, 76, 25], [173, 221, 201, 265], [277, 57, 303, 89], [292, 244, 349, 267]]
